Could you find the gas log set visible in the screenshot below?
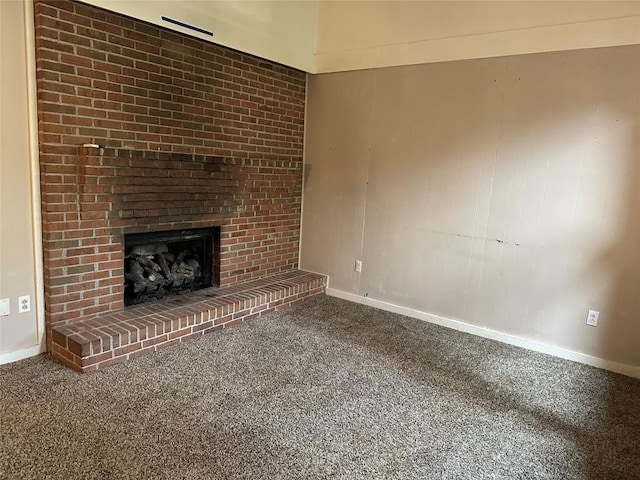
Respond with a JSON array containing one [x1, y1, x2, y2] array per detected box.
[[123, 227, 218, 306], [124, 248, 203, 306]]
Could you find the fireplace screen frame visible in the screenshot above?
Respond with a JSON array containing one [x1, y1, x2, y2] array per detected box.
[[123, 226, 221, 306]]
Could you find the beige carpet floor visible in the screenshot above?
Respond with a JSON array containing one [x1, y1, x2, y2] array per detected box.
[[1, 295, 639, 480]]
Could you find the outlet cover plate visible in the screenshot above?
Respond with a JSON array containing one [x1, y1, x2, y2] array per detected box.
[[0, 298, 10, 316], [18, 295, 31, 313]]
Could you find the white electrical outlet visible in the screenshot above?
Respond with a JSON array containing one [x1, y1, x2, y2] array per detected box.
[[586, 309, 599, 327], [18, 295, 31, 313], [0, 298, 10, 316], [355, 260, 362, 273]]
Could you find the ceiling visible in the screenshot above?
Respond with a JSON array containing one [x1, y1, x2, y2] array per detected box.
[[81, 0, 640, 73]]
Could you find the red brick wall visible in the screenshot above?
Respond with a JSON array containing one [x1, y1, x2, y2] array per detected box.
[[33, 0, 306, 347]]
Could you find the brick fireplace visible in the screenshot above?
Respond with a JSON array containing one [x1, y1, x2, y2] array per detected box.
[[34, 0, 325, 371]]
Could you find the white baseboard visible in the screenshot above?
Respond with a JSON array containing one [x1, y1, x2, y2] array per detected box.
[[326, 288, 640, 379], [0, 344, 44, 366]]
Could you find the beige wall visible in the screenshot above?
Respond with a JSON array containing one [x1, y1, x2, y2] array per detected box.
[[0, 0, 43, 360], [315, 1, 640, 73], [82, 0, 318, 72], [301, 45, 640, 369]]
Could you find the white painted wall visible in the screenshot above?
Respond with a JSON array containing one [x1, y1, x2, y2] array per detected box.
[[301, 45, 640, 372], [81, 0, 318, 72], [0, 0, 45, 363], [315, 0, 640, 73]]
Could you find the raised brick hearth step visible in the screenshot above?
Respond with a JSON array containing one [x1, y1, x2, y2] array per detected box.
[[51, 270, 326, 372]]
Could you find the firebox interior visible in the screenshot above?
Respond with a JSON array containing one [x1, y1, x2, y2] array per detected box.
[[123, 227, 220, 306]]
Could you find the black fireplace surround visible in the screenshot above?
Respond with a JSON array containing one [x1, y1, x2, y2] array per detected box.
[[124, 227, 221, 306]]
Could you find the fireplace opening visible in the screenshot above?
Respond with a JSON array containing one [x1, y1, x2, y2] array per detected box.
[[124, 227, 220, 306]]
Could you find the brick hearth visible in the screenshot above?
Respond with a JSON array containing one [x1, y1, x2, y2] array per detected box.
[[52, 270, 326, 372]]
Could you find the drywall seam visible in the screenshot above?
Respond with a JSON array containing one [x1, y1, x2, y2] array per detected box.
[[326, 287, 640, 379], [356, 71, 376, 293], [24, 0, 46, 356]]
